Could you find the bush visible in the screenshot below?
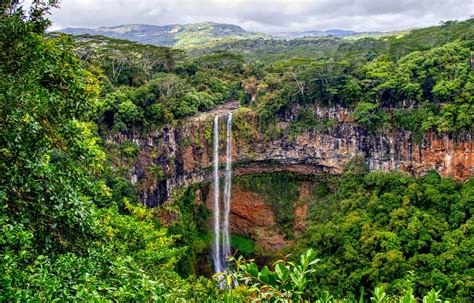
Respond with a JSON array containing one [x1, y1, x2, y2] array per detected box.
[[231, 234, 255, 255], [121, 141, 140, 158]]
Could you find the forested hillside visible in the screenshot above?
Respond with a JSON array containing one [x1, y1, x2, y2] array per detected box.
[[1, 1, 472, 302], [59, 22, 268, 48], [74, 18, 473, 138]]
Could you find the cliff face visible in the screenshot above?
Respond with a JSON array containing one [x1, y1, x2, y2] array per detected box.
[[202, 179, 311, 252], [205, 186, 292, 251], [104, 105, 473, 208]]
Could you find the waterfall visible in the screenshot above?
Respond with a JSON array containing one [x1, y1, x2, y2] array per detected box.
[[212, 113, 233, 275], [212, 115, 222, 274], [222, 113, 233, 265]]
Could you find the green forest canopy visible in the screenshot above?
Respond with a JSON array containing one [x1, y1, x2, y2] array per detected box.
[[72, 18, 473, 136], [1, 1, 472, 301]]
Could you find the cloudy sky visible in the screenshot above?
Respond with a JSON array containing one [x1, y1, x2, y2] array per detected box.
[[47, 0, 473, 33]]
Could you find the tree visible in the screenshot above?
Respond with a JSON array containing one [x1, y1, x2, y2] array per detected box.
[[1, 0, 104, 254], [0, 2, 185, 300]]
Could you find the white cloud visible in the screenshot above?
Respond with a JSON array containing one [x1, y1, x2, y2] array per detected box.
[[47, 0, 473, 32]]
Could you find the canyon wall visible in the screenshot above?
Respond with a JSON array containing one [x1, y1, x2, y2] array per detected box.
[[104, 105, 473, 208], [201, 178, 312, 252]]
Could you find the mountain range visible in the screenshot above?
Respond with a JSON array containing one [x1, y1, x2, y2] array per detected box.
[[58, 22, 267, 48], [57, 22, 371, 48], [272, 29, 362, 39]]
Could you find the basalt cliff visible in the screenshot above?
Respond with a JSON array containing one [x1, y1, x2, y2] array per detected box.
[[104, 103, 473, 250]]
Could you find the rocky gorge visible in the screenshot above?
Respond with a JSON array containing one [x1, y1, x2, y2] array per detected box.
[[103, 103, 473, 250]]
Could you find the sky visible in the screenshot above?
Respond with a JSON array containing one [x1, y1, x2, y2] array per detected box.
[[46, 0, 473, 33]]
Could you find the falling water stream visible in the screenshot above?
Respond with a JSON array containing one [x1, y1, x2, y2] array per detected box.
[[212, 113, 233, 276], [222, 112, 233, 266], [212, 115, 222, 274]]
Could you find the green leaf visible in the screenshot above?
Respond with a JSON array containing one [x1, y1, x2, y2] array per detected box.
[[275, 263, 289, 282], [247, 263, 259, 278]]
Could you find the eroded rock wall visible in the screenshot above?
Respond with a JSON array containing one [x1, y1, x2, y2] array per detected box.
[[104, 105, 473, 208]]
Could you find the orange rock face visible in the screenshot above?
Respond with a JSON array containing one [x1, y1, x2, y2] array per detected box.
[[295, 203, 308, 232], [182, 145, 196, 173], [205, 186, 292, 252], [203, 182, 319, 252], [229, 190, 274, 228], [414, 132, 473, 180]]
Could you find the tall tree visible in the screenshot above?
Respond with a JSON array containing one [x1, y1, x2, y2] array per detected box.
[[1, 0, 104, 256]]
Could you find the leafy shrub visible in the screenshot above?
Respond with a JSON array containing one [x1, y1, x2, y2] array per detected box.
[[352, 102, 389, 133], [222, 249, 453, 302], [121, 140, 140, 158], [231, 234, 255, 255]]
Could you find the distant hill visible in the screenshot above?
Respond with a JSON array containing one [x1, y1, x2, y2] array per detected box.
[[188, 18, 473, 63], [58, 22, 268, 48], [272, 29, 372, 39], [57, 22, 378, 48]]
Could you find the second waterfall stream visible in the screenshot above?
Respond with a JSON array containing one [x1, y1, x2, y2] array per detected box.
[[212, 113, 233, 275]]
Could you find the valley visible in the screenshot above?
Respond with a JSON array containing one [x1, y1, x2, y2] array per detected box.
[[1, 2, 473, 302]]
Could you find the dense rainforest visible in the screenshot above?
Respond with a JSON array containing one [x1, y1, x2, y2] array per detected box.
[[1, 1, 472, 302]]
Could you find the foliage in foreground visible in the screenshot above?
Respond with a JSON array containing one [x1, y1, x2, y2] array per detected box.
[[0, 2, 188, 300], [219, 249, 451, 303]]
